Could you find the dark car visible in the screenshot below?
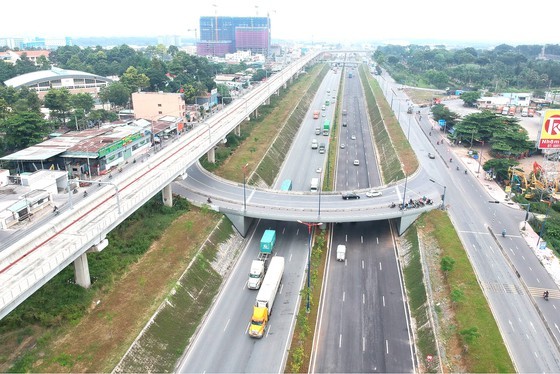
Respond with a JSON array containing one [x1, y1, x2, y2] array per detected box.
[[428, 153, 435, 159], [342, 192, 360, 200]]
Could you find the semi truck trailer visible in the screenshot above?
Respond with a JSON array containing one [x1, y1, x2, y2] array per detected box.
[[249, 256, 285, 338]]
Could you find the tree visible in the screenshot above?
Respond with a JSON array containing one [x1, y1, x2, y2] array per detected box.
[[120, 66, 150, 93], [70, 93, 95, 114], [99, 82, 131, 108], [44, 88, 72, 126], [0, 112, 52, 152], [440, 256, 455, 273], [460, 91, 481, 107]]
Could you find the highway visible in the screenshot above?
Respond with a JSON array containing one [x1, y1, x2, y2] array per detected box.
[[177, 66, 344, 373], [311, 64, 414, 373], [376, 69, 560, 372]]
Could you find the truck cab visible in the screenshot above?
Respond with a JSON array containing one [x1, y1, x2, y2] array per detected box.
[[248, 260, 265, 289], [249, 307, 268, 338]]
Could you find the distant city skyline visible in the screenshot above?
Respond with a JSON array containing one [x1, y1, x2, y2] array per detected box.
[[2, 0, 559, 46]]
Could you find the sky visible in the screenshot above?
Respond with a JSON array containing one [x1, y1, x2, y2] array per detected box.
[[2, 0, 559, 46]]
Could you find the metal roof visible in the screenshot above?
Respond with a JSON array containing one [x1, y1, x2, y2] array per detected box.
[[4, 67, 112, 88]]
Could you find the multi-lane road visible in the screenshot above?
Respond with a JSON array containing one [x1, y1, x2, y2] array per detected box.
[[178, 58, 416, 373]]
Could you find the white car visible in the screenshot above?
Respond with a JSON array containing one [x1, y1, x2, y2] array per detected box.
[[316, 167, 322, 173], [340, 143, 345, 149], [351, 135, 356, 140], [366, 189, 382, 198], [353, 160, 360, 166]]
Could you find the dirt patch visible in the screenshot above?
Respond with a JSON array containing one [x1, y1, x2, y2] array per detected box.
[[31, 210, 220, 373]]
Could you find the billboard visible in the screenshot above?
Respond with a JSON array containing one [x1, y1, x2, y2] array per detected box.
[[538, 110, 560, 149]]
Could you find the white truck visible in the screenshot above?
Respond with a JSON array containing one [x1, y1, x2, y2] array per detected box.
[[248, 230, 276, 290], [337, 244, 346, 261], [310, 177, 319, 192], [248, 253, 270, 290], [249, 256, 285, 338]]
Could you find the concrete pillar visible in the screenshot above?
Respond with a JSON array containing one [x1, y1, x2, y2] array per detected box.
[[225, 213, 254, 237], [283, 82, 287, 90], [265, 98, 270, 105], [234, 124, 241, 136], [207, 147, 216, 163], [162, 184, 173, 207], [74, 252, 91, 288]]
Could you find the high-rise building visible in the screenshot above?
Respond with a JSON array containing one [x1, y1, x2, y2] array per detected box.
[[197, 16, 270, 57]]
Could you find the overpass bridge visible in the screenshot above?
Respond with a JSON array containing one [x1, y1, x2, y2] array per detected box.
[[0, 51, 438, 321], [175, 162, 440, 236]]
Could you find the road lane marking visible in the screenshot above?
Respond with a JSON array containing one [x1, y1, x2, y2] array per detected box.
[[343, 291, 345, 302], [379, 262, 382, 271], [386, 339, 389, 354], [363, 294, 365, 304], [339, 334, 342, 348], [224, 318, 230, 331], [363, 337, 366, 352], [376, 237, 379, 245], [382, 295, 386, 307], [362, 260, 364, 269]]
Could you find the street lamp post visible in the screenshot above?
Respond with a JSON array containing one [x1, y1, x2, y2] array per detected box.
[[297, 220, 323, 313], [242, 163, 248, 212], [521, 203, 531, 230], [430, 179, 447, 210], [318, 172, 322, 219]]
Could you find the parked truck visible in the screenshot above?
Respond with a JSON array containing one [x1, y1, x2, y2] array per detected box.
[[247, 230, 276, 290], [249, 256, 285, 338]]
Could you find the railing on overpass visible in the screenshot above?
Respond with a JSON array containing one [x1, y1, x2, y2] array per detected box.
[[0, 52, 321, 321]]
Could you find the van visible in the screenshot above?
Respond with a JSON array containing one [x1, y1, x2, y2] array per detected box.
[[311, 139, 318, 149], [521, 108, 528, 117], [310, 178, 319, 192], [501, 106, 509, 115], [336, 245, 346, 261]]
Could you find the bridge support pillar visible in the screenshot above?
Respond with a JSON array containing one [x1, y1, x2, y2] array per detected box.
[[397, 212, 422, 236], [234, 124, 241, 136], [207, 148, 216, 163], [265, 97, 270, 105], [225, 213, 254, 237], [283, 82, 287, 90], [162, 184, 173, 207], [74, 252, 91, 288]]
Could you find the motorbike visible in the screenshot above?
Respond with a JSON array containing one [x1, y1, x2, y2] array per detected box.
[[456, 166, 460, 171], [464, 170, 468, 175], [53, 206, 59, 215], [389, 202, 396, 208], [501, 229, 506, 237], [207, 197, 212, 204], [544, 291, 549, 301], [449, 158, 452, 163], [83, 191, 88, 198]]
